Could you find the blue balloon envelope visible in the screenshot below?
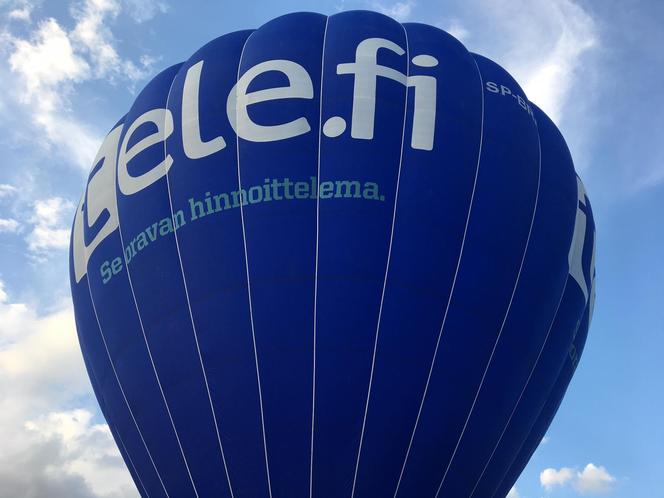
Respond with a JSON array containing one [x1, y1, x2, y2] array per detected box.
[[70, 11, 597, 498]]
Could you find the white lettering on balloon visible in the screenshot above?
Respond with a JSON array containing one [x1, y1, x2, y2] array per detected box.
[[73, 37, 443, 281]]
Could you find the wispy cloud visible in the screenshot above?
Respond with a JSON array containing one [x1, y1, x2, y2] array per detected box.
[[2, 0, 158, 171], [371, 0, 415, 22], [6, 16, 101, 169], [0, 184, 21, 233], [439, 18, 469, 43], [0, 184, 18, 198], [4, 0, 33, 22], [0, 218, 20, 232], [467, 0, 598, 125], [26, 197, 75, 256], [124, 0, 169, 23], [513, 3, 596, 125], [70, 0, 154, 82], [506, 486, 520, 498], [7, 6, 31, 22], [453, 0, 603, 193]]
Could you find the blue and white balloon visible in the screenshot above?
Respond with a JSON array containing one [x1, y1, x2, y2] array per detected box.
[[70, 11, 596, 498]]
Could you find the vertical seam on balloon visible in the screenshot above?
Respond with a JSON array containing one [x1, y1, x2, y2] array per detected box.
[[433, 110, 543, 498], [77, 294, 153, 498], [481, 179, 590, 498], [350, 23, 410, 498], [163, 64, 235, 498], [310, 15, 329, 498], [116, 140, 201, 496], [475, 182, 589, 498], [235, 30, 274, 498], [114, 422, 151, 498], [84, 339, 153, 498], [392, 55, 485, 498], [85, 261, 170, 497], [467, 279, 569, 498]]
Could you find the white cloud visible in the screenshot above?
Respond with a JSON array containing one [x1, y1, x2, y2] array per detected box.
[[575, 463, 617, 494], [24, 410, 138, 498], [3, 0, 158, 171], [540, 464, 617, 494], [70, 0, 153, 82], [506, 485, 521, 498], [473, 0, 598, 125], [0, 291, 84, 397], [31, 196, 74, 227], [0, 218, 20, 232], [372, 0, 415, 21], [0, 280, 138, 498], [541, 466, 575, 490], [9, 18, 91, 96], [6, 17, 102, 169], [453, 0, 600, 186], [8, 7, 31, 22], [0, 3, 164, 496], [517, 7, 596, 125], [0, 184, 18, 198], [26, 197, 75, 255], [440, 18, 470, 42], [125, 0, 169, 23]]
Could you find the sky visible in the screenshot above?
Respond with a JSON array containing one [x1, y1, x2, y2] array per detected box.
[[0, 0, 662, 497]]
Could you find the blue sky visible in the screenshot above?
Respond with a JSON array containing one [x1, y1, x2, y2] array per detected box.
[[0, 0, 661, 497]]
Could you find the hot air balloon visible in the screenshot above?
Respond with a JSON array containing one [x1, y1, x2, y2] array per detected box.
[[69, 11, 596, 498]]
